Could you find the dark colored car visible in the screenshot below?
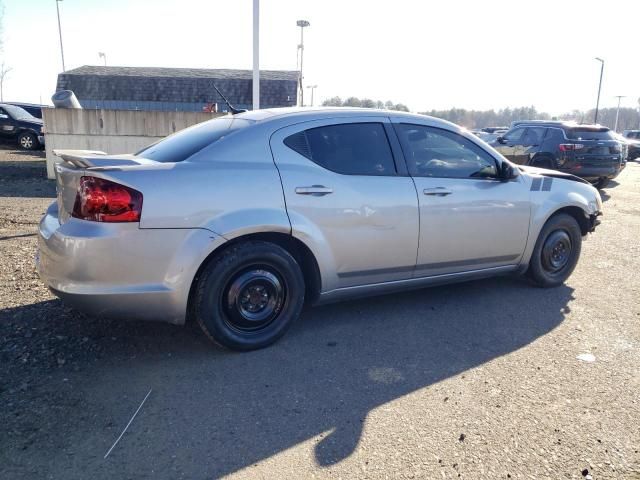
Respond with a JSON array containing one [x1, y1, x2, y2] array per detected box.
[[622, 130, 640, 160], [0, 103, 44, 150], [492, 121, 622, 188], [4, 102, 44, 119]]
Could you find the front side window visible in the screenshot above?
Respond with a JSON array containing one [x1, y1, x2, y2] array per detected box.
[[396, 124, 498, 179], [502, 127, 525, 143], [283, 122, 396, 176]]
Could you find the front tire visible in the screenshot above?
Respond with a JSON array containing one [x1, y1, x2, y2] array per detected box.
[[527, 213, 582, 288], [192, 241, 305, 351], [17, 132, 39, 151]]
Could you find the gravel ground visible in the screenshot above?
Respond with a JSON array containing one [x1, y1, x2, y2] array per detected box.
[[0, 148, 639, 480]]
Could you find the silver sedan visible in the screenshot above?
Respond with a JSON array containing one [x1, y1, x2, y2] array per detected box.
[[37, 108, 602, 350]]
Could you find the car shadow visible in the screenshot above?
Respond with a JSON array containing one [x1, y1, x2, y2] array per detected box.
[[0, 276, 574, 478]]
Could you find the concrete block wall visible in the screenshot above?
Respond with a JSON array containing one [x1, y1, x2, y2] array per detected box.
[[43, 107, 223, 178]]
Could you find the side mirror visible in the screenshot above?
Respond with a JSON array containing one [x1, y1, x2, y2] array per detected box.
[[496, 136, 506, 144], [499, 162, 518, 181]]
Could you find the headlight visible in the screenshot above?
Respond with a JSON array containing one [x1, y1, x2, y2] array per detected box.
[[588, 197, 602, 214]]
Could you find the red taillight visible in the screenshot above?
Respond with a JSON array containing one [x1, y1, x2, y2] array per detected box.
[[72, 176, 143, 222], [559, 143, 584, 152]]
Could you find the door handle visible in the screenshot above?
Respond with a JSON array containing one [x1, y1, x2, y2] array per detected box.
[[423, 187, 453, 196], [295, 185, 333, 196]]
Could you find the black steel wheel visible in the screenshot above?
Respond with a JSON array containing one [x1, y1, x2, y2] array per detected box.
[[192, 241, 305, 351], [527, 213, 582, 288], [223, 268, 286, 332]]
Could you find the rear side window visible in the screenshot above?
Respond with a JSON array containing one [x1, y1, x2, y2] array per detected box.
[[283, 123, 396, 176], [136, 117, 251, 162], [566, 128, 613, 140]]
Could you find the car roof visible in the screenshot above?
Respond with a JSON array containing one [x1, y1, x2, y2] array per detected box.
[[512, 120, 609, 131], [235, 107, 459, 130]]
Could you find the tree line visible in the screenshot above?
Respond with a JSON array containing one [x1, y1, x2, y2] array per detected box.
[[320, 95, 640, 132], [421, 106, 640, 132], [322, 96, 409, 112]]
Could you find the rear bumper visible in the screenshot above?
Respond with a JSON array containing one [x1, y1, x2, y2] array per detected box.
[[36, 202, 226, 325], [563, 165, 621, 181]]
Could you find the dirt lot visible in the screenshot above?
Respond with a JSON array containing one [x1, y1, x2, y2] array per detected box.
[[1, 147, 639, 480]]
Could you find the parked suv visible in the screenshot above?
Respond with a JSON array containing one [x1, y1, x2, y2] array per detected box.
[[492, 121, 622, 188], [622, 130, 640, 160], [0, 103, 44, 150], [38, 108, 602, 351]]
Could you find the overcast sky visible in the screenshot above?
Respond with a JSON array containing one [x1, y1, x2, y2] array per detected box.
[[3, 0, 640, 114]]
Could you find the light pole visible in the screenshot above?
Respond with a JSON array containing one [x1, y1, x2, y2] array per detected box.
[[306, 85, 317, 106], [594, 57, 604, 124], [56, 0, 66, 72], [296, 19, 310, 106], [614, 95, 625, 132], [252, 0, 260, 110], [98, 52, 107, 66]]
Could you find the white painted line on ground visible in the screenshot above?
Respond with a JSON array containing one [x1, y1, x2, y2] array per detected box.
[[104, 388, 153, 459]]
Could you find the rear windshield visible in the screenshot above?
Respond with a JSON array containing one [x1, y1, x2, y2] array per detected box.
[[566, 128, 613, 141], [136, 117, 252, 162]]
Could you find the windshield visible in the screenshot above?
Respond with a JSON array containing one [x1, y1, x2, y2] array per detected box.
[[135, 117, 252, 163], [2, 104, 37, 121], [567, 128, 614, 141]]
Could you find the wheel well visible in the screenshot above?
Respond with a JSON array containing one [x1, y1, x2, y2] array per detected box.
[[551, 206, 590, 235], [187, 232, 322, 319]]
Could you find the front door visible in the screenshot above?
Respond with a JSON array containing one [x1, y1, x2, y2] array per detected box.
[[494, 126, 526, 163], [392, 122, 531, 277], [270, 117, 419, 291], [0, 108, 15, 139]]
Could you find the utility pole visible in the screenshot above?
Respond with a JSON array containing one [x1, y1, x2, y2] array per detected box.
[[56, 0, 66, 72], [594, 57, 604, 124], [252, 0, 260, 110], [98, 52, 107, 66], [296, 20, 310, 107], [614, 95, 625, 132], [306, 85, 317, 106]]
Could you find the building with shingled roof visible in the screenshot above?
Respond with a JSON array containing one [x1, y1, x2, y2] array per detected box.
[[55, 65, 299, 112]]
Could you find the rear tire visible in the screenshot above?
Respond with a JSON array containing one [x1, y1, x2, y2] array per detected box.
[[527, 213, 582, 288], [192, 241, 305, 351], [17, 132, 38, 151]]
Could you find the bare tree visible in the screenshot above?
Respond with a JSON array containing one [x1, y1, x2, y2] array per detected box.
[[0, 62, 11, 102]]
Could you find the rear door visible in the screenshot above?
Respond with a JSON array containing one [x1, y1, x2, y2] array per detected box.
[[270, 117, 419, 291]]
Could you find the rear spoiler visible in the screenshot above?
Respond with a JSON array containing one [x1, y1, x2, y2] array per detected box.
[[53, 149, 149, 168]]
